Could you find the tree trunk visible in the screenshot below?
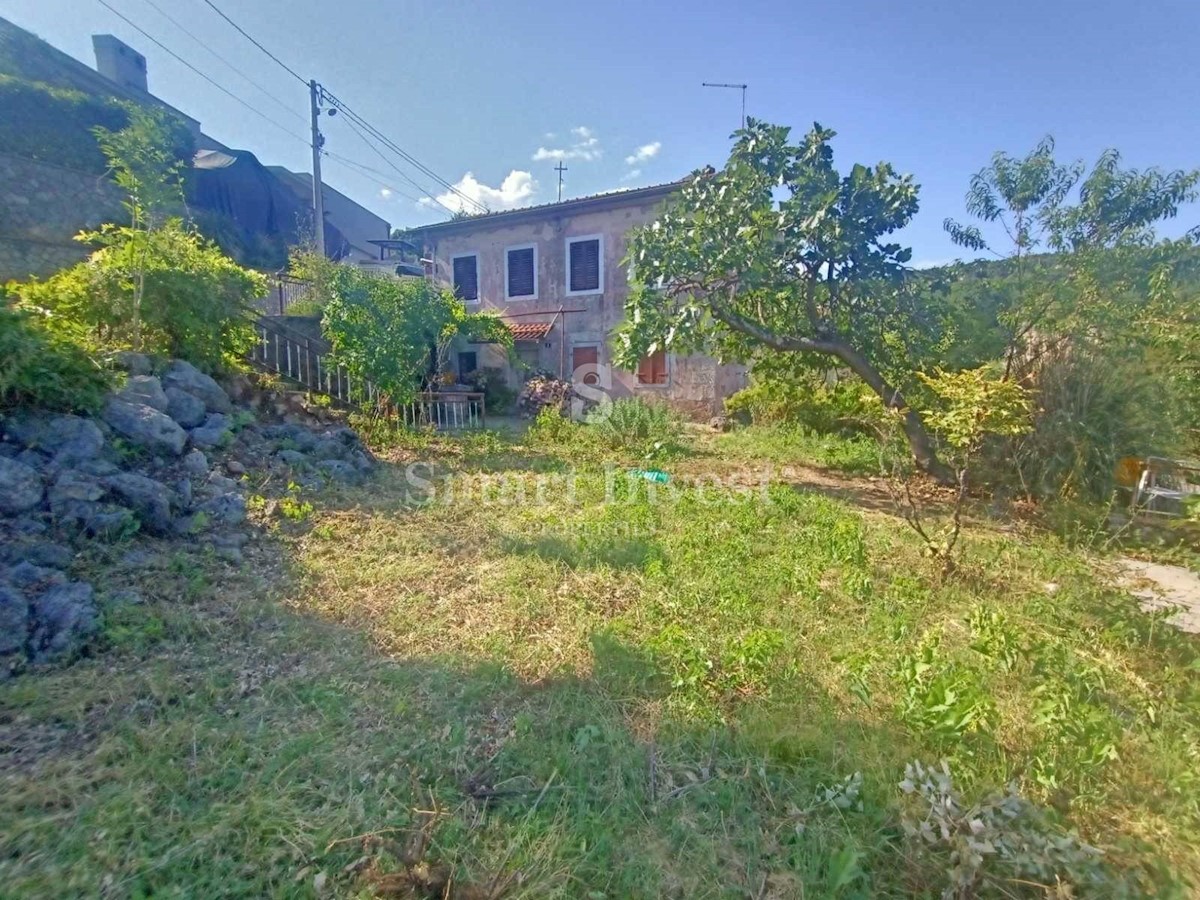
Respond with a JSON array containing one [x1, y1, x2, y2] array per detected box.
[[829, 341, 953, 484], [707, 303, 952, 482]]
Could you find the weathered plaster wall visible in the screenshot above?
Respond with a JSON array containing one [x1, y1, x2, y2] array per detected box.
[[0, 152, 125, 282], [423, 199, 746, 417]]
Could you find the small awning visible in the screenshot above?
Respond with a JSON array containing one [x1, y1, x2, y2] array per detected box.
[[507, 321, 553, 342]]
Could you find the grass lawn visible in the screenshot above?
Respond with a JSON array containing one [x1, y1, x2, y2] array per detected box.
[[2, 422, 1198, 898]]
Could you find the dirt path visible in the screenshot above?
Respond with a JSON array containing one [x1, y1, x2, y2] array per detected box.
[[1119, 558, 1200, 633]]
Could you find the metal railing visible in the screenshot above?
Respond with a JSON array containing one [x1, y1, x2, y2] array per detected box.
[[254, 274, 313, 316], [248, 316, 485, 429], [399, 392, 486, 430]]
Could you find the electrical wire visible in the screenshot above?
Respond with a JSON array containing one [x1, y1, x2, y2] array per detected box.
[[135, 0, 307, 126], [199, 0, 307, 86], [321, 88, 489, 214], [94, 0, 309, 145], [336, 114, 458, 215]]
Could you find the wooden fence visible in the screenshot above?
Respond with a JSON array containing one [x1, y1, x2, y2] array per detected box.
[[249, 316, 484, 429]]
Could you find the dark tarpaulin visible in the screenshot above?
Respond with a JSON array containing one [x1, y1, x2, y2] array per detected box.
[[189, 148, 348, 258]]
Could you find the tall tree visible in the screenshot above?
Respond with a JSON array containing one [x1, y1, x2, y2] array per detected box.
[[615, 120, 949, 477]]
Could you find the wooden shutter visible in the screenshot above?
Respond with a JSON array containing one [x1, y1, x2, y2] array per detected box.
[[452, 256, 478, 301], [637, 350, 668, 385], [569, 238, 600, 293], [507, 247, 536, 297], [572, 345, 600, 385]]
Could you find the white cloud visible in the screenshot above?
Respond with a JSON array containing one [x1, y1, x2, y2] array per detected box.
[[620, 169, 641, 182], [379, 187, 393, 199], [624, 141, 661, 166], [420, 170, 537, 214], [532, 125, 602, 162]]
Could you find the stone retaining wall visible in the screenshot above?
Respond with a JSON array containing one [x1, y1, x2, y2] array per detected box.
[[0, 151, 125, 282]]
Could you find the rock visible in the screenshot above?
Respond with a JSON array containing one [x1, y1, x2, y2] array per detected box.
[[0, 442, 18, 460], [164, 387, 207, 429], [112, 351, 154, 376], [29, 582, 98, 664], [162, 360, 232, 414], [208, 530, 250, 549], [264, 424, 318, 453], [708, 415, 731, 432], [77, 459, 120, 477], [174, 478, 193, 511], [117, 375, 169, 412], [0, 457, 44, 514], [349, 450, 375, 473], [3, 413, 104, 466], [102, 398, 187, 456], [210, 545, 243, 564], [104, 472, 174, 535], [48, 469, 106, 513], [0, 583, 29, 656], [0, 541, 72, 570], [14, 448, 49, 472], [225, 460, 246, 476], [197, 492, 246, 526], [8, 561, 67, 591], [10, 515, 48, 536], [204, 474, 240, 496], [312, 438, 347, 461], [189, 413, 232, 450], [182, 448, 208, 477], [317, 459, 358, 484], [276, 449, 309, 467]]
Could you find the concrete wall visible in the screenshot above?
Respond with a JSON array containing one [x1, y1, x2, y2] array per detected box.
[[420, 197, 746, 418], [0, 152, 125, 282]]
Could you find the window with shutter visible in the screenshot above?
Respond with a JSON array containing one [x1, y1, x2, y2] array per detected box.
[[636, 349, 669, 385], [451, 254, 478, 302], [505, 245, 537, 299], [567, 236, 602, 294]]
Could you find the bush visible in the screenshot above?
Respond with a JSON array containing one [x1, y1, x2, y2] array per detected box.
[[996, 349, 1190, 501], [0, 300, 111, 413], [10, 220, 264, 371], [725, 372, 885, 435], [463, 366, 516, 414], [586, 397, 685, 455]]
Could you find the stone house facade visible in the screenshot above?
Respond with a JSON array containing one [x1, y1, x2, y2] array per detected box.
[[404, 183, 746, 418]]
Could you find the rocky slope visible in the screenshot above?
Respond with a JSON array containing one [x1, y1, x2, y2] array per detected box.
[[0, 356, 376, 678]]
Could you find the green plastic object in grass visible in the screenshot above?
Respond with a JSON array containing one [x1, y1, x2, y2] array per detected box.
[[629, 468, 670, 484]]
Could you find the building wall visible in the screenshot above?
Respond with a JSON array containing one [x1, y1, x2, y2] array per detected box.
[[0, 152, 125, 281], [419, 198, 746, 418]]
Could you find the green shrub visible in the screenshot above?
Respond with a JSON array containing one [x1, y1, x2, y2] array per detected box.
[[10, 220, 263, 371], [586, 397, 685, 455], [463, 366, 516, 414], [0, 299, 111, 413], [725, 372, 885, 435]]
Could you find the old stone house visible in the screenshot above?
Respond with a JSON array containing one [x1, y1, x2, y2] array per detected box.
[[403, 183, 746, 418]]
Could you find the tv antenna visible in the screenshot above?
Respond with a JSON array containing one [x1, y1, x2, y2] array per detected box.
[[702, 82, 748, 129]]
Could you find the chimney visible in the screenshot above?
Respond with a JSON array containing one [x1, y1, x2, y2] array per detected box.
[[92, 34, 148, 93]]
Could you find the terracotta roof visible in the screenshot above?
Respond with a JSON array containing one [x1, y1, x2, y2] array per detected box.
[[507, 321, 553, 341], [402, 179, 685, 238]]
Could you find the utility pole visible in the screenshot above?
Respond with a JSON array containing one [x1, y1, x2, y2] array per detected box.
[[554, 161, 568, 202], [309, 79, 326, 258], [701, 82, 748, 129]]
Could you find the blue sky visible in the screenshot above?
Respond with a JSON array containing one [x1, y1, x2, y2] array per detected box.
[[5, 0, 1199, 264]]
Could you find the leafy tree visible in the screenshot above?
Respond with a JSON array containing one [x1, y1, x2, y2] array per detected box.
[[8, 105, 264, 370], [944, 138, 1200, 497], [615, 120, 951, 477], [320, 266, 510, 407]]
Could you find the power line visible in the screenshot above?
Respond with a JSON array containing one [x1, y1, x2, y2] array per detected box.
[[321, 88, 488, 214], [335, 114, 458, 215], [324, 152, 424, 206], [199, 0, 307, 86], [94, 0, 309, 145], [135, 0, 307, 126], [193, 0, 479, 216]]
